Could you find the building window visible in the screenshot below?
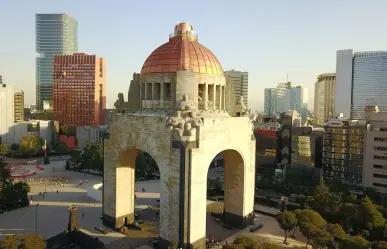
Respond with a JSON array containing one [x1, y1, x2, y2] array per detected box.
[[374, 146, 387, 151], [373, 173, 387, 179], [373, 182, 387, 188], [374, 155, 387, 160], [373, 164, 387, 169], [374, 137, 387, 142]]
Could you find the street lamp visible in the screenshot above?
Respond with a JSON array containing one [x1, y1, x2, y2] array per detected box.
[[35, 204, 39, 234]]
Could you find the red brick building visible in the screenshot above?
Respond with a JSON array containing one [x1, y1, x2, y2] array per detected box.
[[53, 53, 106, 127]]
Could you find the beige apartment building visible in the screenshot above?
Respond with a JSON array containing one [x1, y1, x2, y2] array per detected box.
[[14, 90, 24, 122], [363, 106, 387, 193], [225, 70, 248, 116], [314, 73, 336, 126]]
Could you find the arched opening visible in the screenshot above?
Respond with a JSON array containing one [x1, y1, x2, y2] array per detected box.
[[116, 148, 161, 240], [205, 149, 246, 243]]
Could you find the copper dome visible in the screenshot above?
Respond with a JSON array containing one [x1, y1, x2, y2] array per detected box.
[[141, 23, 223, 76]]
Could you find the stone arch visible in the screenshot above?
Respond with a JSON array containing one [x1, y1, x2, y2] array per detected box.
[[113, 147, 163, 228], [206, 148, 247, 227]]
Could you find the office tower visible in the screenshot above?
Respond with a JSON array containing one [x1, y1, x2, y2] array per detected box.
[[314, 73, 336, 126], [52, 53, 106, 126], [36, 14, 78, 111], [14, 90, 24, 123], [363, 106, 387, 193], [264, 88, 283, 115], [284, 86, 308, 122], [225, 70, 248, 116], [335, 49, 387, 119], [0, 83, 15, 144]]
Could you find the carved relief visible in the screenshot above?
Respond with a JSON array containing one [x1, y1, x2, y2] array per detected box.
[[236, 96, 248, 116], [167, 96, 204, 140]]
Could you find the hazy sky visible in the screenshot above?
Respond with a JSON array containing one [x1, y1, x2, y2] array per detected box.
[[1, 0, 387, 111]]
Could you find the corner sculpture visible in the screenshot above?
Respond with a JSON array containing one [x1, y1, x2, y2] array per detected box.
[[237, 96, 248, 116], [167, 94, 204, 140], [114, 93, 131, 113]]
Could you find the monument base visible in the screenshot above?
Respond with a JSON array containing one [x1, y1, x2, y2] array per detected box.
[[223, 211, 255, 228], [102, 213, 134, 229]]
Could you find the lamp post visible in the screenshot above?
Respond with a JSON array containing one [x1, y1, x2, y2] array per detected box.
[[35, 204, 39, 234]]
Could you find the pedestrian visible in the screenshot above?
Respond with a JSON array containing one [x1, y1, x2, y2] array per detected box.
[[57, 190, 59, 194], [82, 212, 85, 218]]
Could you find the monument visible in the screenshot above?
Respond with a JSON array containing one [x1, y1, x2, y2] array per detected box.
[[102, 22, 256, 249]]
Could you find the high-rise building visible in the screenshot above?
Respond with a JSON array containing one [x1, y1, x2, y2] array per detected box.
[[264, 83, 308, 122], [36, 14, 78, 110], [264, 88, 284, 115], [0, 84, 15, 144], [225, 70, 248, 116], [323, 118, 365, 184], [335, 49, 387, 119], [14, 90, 24, 123], [284, 86, 308, 122], [363, 106, 387, 193], [52, 53, 106, 127], [314, 73, 336, 126]]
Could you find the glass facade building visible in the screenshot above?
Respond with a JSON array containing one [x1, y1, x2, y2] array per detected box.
[[351, 51, 387, 119], [36, 14, 78, 110], [335, 49, 387, 119]]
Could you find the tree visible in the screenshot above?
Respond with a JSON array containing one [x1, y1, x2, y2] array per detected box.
[[327, 223, 346, 241], [19, 234, 46, 249], [295, 209, 327, 248], [0, 234, 19, 249], [0, 144, 9, 158], [233, 236, 258, 249], [0, 159, 11, 188], [309, 180, 342, 218], [54, 142, 67, 155], [372, 241, 387, 249], [339, 236, 369, 249], [338, 203, 361, 231], [309, 228, 334, 249], [359, 198, 385, 231], [0, 234, 46, 249], [19, 134, 42, 156], [295, 209, 327, 230], [259, 242, 281, 249], [276, 211, 297, 243], [224, 245, 244, 249]]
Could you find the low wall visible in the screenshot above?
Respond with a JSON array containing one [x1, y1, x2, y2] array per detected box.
[[87, 183, 103, 202]]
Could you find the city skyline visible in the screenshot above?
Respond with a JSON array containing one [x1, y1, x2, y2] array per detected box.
[[1, 1, 387, 111]]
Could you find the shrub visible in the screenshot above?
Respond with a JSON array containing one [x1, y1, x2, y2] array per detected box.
[[233, 236, 258, 249], [224, 244, 245, 249]]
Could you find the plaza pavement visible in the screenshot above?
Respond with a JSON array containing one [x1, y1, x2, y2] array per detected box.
[[0, 159, 306, 249]]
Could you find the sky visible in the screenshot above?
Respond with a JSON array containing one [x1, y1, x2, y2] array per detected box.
[[1, 1, 387, 112]]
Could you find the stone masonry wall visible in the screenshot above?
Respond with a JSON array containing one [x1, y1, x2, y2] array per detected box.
[[103, 113, 180, 242]]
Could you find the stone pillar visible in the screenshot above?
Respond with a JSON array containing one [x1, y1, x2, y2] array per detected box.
[[102, 149, 136, 229], [139, 82, 142, 108], [213, 84, 216, 110], [223, 148, 255, 228], [219, 86, 223, 110], [204, 83, 208, 110], [151, 82, 155, 108], [160, 82, 164, 107], [223, 85, 226, 111], [144, 83, 147, 108]]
